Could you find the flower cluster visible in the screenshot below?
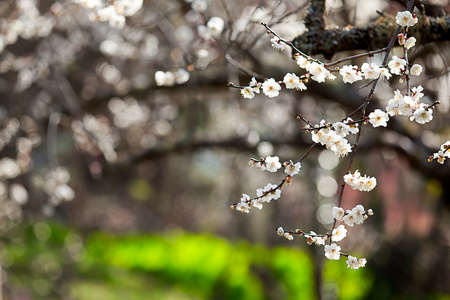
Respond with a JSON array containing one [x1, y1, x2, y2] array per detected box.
[[343, 170, 377, 192], [309, 119, 358, 157], [232, 182, 282, 213], [250, 156, 302, 176], [332, 205, 374, 227], [73, 0, 144, 29], [428, 141, 450, 164], [385, 86, 433, 124], [155, 69, 190, 87]]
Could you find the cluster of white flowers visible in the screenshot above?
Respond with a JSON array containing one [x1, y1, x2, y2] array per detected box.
[[385, 86, 433, 124], [43, 167, 75, 206], [277, 227, 295, 241], [343, 170, 377, 192], [73, 0, 143, 29], [233, 182, 282, 213], [250, 156, 302, 176], [333, 204, 373, 227], [346, 255, 367, 270], [295, 55, 336, 83], [154, 69, 190, 87], [429, 141, 450, 164], [309, 119, 358, 157]]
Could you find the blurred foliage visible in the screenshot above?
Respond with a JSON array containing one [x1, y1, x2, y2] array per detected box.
[[0, 221, 386, 300]]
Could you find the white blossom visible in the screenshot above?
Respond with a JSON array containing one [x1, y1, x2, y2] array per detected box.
[[270, 37, 285, 51], [283, 73, 305, 90], [396, 11, 417, 27], [361, 63, 381, 79], [388, 56, 406, 75], [368, 109, 389, 127], [262, 78, 281, 98], [284, 161, 301, 176], [339, 65, 362, 83], [412, 106, 433, 124], [207, 17, 224, 37], [405, 37, 416, 49], [410, 64, 423, 76], [331, 225, 347, 242], [324, 243, 341, 260], [332, 206, 345, 221], [241, 87, 255, 99]]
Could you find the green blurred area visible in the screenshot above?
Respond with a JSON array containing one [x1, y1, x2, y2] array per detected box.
[[2, 221, 449, 300], [0, 221, 377, 300]]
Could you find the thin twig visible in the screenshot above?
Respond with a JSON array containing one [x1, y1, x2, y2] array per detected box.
[[225, 54, 266, 80]]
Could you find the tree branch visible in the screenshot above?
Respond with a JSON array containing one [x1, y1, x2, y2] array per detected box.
[[293, 14, 450, 59]]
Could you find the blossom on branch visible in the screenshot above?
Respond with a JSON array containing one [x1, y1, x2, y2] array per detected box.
[[270, 37, 285, 51], [325, 243, 341, 260], [396, 11, 418, 27], [368, 109, 389, 127], [262, 78, 281, 98], [388, 56, 407, 75]]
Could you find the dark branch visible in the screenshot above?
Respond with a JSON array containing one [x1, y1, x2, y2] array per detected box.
[[293, 15, 450, 59]]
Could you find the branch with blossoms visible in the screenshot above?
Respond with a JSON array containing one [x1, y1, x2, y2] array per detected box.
[[229, 1, 438, 269]]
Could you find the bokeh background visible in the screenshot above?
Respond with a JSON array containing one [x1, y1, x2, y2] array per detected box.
[[0, 0, 449, 299]]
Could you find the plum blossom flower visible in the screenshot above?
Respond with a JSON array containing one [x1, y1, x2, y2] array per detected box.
[[346, 256, 367, 269], [207, 17, 224, 37], [241, 87, 255, 99], [396, 11, 418, 27], [325, 243, 341, 260], [283, 73, 306, 90], [265, 156, 281, 172], [331, 225, 347, 242], [340, 65, 362, 83], [412, 106, 433, 124], [284, 161, 301, 176], [361, 63, 381, 79], [262, 78, 281, 98], [307, 62, 331, 83], [410, 64, 423, 76], [405, 37, 416, 49], [368, 109, 389, 127], [332, 206, 345, 220], [388, 56, 406, 75], [270, 37, 285, 51]]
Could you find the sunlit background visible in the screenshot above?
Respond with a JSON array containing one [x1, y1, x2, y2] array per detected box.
[[0, 0, 449, 299]]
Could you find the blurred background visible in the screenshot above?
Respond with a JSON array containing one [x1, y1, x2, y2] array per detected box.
[[0, 0, 449, 299]]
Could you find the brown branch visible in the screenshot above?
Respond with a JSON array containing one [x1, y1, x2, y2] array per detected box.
[[293, 15, 450, 59]]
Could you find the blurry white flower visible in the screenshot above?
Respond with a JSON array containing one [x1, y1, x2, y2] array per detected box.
[[270, 37, 285, 51], [410, 64, 423, 76], [405, 37, 416, 49], [207, 17, 224, 37]]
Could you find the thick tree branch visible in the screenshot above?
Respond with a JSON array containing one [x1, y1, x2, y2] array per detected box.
[[293, 14, 450, 59]]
